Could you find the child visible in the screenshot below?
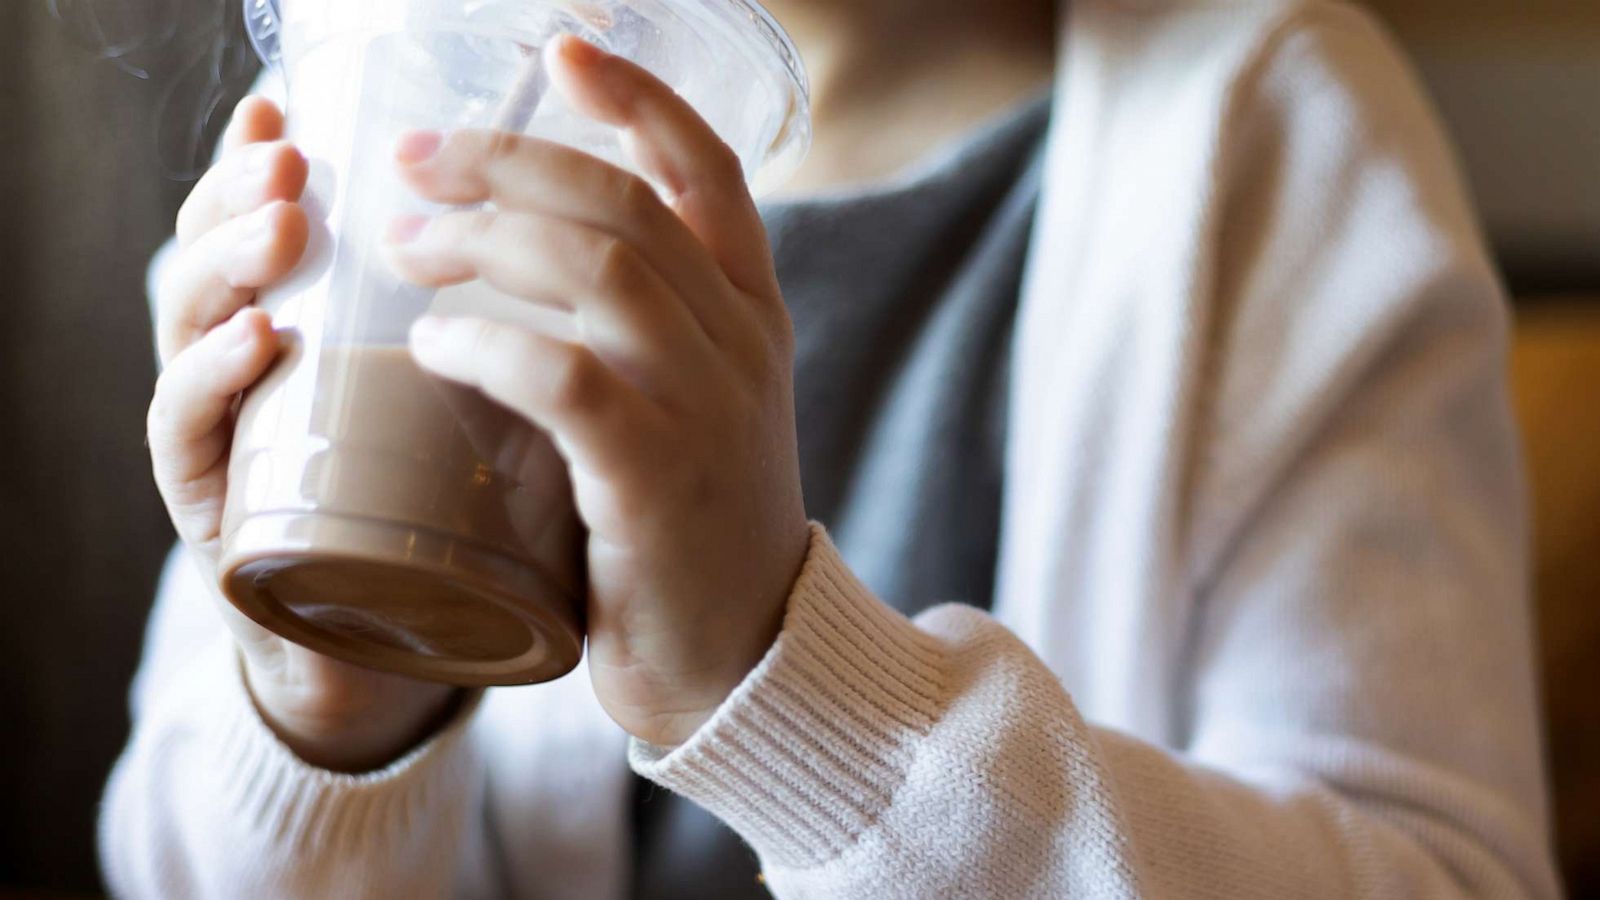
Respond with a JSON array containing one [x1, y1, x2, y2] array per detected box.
[[103, 0, 1562, 896]]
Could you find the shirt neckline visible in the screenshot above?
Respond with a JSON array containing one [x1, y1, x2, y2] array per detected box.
[[760, 85, 1055, 213]]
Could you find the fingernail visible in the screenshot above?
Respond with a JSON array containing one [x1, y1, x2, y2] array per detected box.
[[396, 130, 443, 165], [557, 35, 605, 66], [386, 215, 430, 245]]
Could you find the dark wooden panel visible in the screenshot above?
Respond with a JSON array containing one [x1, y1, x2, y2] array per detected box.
[[0, 1, 250, 891]]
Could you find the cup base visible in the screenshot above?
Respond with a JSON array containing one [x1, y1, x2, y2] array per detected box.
[[221, 512, 584, 686]]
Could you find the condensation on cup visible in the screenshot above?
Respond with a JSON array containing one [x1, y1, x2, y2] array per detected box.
[[220, 0, 811, 686]]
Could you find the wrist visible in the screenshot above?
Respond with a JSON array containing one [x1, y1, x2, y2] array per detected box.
[[624, 521, 813, 747], [240, 652, 467, 773], [658, 633, 783, 746]]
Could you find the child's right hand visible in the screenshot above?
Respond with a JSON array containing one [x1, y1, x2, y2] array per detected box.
[[147, 97, 462, 772]]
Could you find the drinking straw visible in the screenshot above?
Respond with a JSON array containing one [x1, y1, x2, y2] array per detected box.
[[492, 45, 550, 134], [404, 45, 549, 321]]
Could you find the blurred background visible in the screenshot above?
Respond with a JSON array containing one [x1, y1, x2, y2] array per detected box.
[[0, 0, 1595, 896]]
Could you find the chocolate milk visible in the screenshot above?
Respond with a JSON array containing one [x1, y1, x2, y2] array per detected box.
[[219, 339, 586, 686]]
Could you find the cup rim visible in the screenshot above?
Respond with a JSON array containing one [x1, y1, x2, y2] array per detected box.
[[248, 0, 812, 191]]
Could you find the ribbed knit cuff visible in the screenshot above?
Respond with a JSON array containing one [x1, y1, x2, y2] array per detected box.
[[630, 525, 949, 869], [176, 645, 481, 852]]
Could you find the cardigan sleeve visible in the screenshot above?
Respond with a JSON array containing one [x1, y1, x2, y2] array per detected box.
[[630, 6, 1562, 898], [98, 547, 501, 900]]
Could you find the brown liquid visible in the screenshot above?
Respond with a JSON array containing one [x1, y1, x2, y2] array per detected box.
[[219, 340, 586, 686]]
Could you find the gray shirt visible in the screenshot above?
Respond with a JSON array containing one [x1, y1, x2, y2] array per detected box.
[[630, 91, 1052, 899]]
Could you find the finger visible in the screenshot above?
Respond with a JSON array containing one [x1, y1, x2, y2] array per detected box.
[[158, 201, 309, 364], [385, 211, 714, 393], [545, 36, 777, 299], [408, 316, 658, 478], [395, 129, 752, 351], [177, 140, 308, 248], [148, 309, 278, 495], [221, 96, 285, 154]]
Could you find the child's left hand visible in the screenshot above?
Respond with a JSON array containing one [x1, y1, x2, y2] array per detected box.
[[387, 36, 810, 747]]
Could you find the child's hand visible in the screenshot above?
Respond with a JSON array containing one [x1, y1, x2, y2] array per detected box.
[[147, 97, 461, 772], [390, 36, 811, 747]]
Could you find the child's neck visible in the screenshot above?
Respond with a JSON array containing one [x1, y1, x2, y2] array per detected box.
[[762, 0, 1057, 195]]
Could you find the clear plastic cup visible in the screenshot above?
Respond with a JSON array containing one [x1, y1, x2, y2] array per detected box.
[[220, 0, 810, 686]]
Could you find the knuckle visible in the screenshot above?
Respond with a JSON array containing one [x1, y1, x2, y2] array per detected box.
[[548, 346, 603, 411], [154, 259, 186, 319], [616, 174, 661, 221], [466, 319, 504, 369], [706, 140, 745, 185], [154, 278, 202, 361], [593, 236, 646, 292], [459, 214, 507, 279], [482, 129, 525, 167], [155, 330, 178, 367], [473, 326, 534, 405], [429, 213, 492, 269], [174, 201, 203, 245], [473, 323, 540, 399], [145, 390, 169, 438], [146, 373, 183, 442], [461, 211, 499, 246]]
